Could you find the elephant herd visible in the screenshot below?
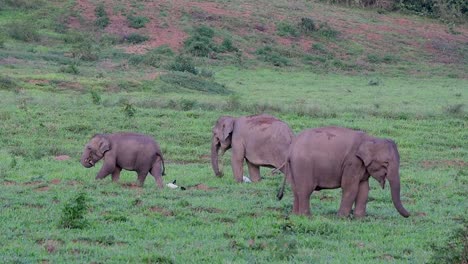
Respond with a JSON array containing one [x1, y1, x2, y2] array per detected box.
[[80, 114, 410, 218]]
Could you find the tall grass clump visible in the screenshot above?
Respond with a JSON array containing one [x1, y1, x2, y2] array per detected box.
[[160, 72, 231, 95], [429, 220, 467, 264], [124, 33, 149, 44], [0, 75, 17, 91], [5, 21, 40, 42], [95, 2, 110, 29], [168, 55, 198, 74], [184, 25, 217, 57], [255, 46, 289, 67], [127, 15, 150, 29], [59, 192, 89, 229], [276, 21, 300, 37]]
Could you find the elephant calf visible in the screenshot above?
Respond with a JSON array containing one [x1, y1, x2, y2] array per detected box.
[[80, 133, 165, 188], [278, 126, 410, 218], [211, 114, 294, 182]]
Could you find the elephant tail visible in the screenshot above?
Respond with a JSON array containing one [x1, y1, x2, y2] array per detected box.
[[161, 155, 166, 176], [276, 158, 290, 200]]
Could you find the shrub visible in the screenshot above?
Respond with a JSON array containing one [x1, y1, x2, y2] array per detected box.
[[276, 21, 300, 37], [124, 33, 149, 44], [160, 72, 231, 95], [317, 23, 340, 39], [122, 100, 137, 117], [127, 15, 150, 29], [168, 55, 197, 74], [95, 3, 110, 29], [256, 46, 289, 67], [5, 21, 40, 42], [59, 64, 80, 75], [219, 38, 238, 52], [184, 26, 217, 57], [0, 0, 44, 10], [66, 32, 100, 61], [90, 89, 101, 105], [59, 192, 89, 229], [0, 75, 17, 90], [298, 17, 316, 34]]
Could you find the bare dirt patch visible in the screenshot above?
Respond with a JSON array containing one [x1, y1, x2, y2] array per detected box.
[[122, 182, 142, 189], [54, 155, 70, 161], [35, 186, 50, 192], [421, 160, 467, 169], [2, 180, 17, 186], [149, 206, 174, 216], [190, 206, 223, 214], [37, 239, 64, 254], [185, 183, 217, 191], [50, 179, 61, 185]]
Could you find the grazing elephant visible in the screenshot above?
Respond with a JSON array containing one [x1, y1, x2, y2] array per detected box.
[[80, 133, 165, 188], [278, 126, 410, 218], [211, 114, 294, 182]]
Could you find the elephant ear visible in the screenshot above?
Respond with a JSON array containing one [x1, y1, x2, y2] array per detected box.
[[98, 136, 111, 155], [356, 140, 374, 167], [222, 118, 234, 141]]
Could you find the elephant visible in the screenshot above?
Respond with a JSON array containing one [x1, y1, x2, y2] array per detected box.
[[211, 114, 294, 182], [277, 126, 410, 218], [80, 133, 165, 188]]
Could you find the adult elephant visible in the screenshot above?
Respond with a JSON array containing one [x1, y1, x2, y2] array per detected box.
[[211, 114, 294, 182], [278, 126, 410, 218]]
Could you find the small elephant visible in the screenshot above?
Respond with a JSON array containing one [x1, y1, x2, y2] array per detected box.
[[211, 114, 294, 182], [80, 133, 165, 188], [278, 126, 410, 218]]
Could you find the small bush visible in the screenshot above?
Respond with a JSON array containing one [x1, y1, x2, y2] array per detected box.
[[122, 100, 137, 118], [95, 3, 109, 29], [127, 15, 150, 29], [0, 0, 45, 10], [299, 17, 316, 34], [445, 103, 464, 115], [59, 64, 80, 75], [219, 38, 238, 52], [6, 21, 40, 42], [276, 21, 300, 37], [317, 23, 340, 39], [256, 46, 289, 67], [184, 26, 217, 57], [168, 55, 197, 74], [0, 75, 17, 91], [66, 32, 100, 61], [160, 72, 231, 95], [90, 89, 101, 105], [59, 192, 89, 229], [124, 33, 149, 44]]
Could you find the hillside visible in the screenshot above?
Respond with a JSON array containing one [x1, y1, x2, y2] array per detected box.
[[1, 0, 467, 77]]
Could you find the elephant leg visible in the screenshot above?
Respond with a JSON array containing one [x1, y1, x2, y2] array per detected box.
[[337, 183, 359, 217], [137, 171, 149, 187], [231, 147, 245, 183], [246, 160, 261, 182], [150, 161, 164, 189], [96, 162, 116, 180], [111, 167, 122, 182], [293, 192, 299, 214], [296, 190, 313, 215], [354, 180, 369, 218]]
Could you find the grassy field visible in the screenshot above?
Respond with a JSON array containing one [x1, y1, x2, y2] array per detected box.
[[1, 0, 467, 263]]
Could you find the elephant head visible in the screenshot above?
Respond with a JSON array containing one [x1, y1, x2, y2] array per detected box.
[[356, 138, 410, 217], [80, 134, 111, 168], [211, 116, 234, 177]]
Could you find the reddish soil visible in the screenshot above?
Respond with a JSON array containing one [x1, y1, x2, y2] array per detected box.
[[54, 155, 70, 161], [186, 183, 217, 191], [36, 186, 50, 192], [421, 160, 467, 169], [50, 179, 61, 184], [149, 206, 174, 216]]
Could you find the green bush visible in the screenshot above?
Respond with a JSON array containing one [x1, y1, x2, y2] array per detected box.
[[0, 75, 17, 91], [256, 46, 289, 67], [127, 15, 150, 29], [124, 33, 149, 44], [299, 17, 316, 34], [276, 21, 300, 37], [184, 26, 217, 57], [160, 72, 231, 95], [317, 23, 340, 39], [168, 55, 198, 74], [95, 3, 110, 29], [59, 192, 89, 229], [219, 38, 238, 52], [0, 0, 44, 10], [59, 63, 80, 75], [5, 21, 40, 42]]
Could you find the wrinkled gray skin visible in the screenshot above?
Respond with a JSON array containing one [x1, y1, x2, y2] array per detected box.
[[211, 114, 294, 182], [278, 126, 410, 218], [80, 133, 165, 188]]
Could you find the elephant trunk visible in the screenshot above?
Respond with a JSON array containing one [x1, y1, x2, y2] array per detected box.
[[211, 138, 222, 177], [80, 149, 93, 168], [388, 164, 410, 218]]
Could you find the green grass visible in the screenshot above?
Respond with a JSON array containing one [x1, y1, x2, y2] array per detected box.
[[0, 1, 467, 262]]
